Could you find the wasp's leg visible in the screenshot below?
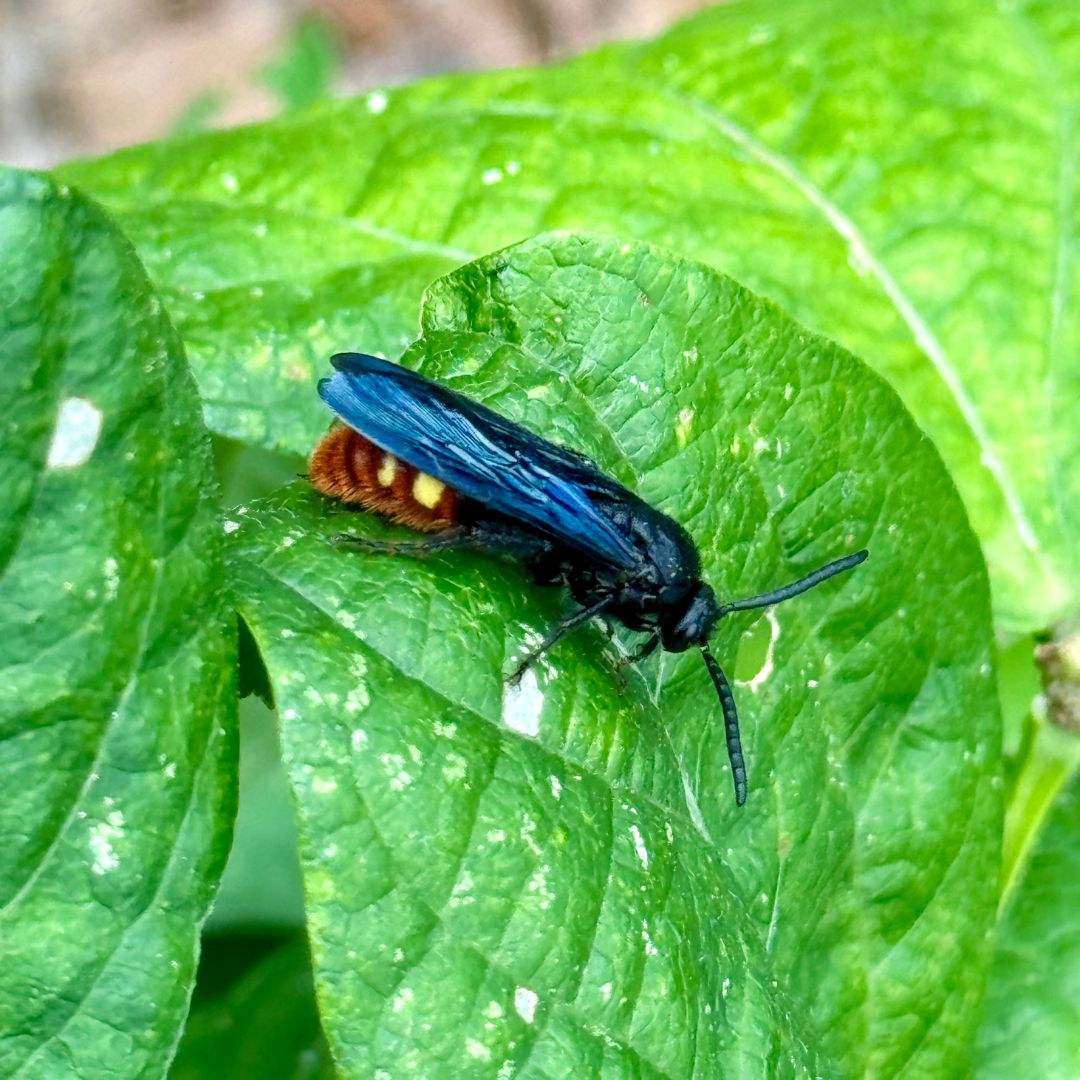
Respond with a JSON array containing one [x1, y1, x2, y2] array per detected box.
[[622, 634, 661, 666], [524, 546, 568, 587], [335, 523, 554, 561], [507, 597, 612, 686], [604, 634, 661, 695], [333, 528, 474, 555], [468, 525, 556, 562]]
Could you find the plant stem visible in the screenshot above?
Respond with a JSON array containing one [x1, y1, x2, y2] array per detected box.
[[1000, 628, 1080, 910]]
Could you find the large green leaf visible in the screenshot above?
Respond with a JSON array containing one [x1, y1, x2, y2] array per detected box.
[[0, 170, 236, 1077], [60, 0, 1079, 637], [977, 761, 1080, 1079], [230, 235, 999, 1077]]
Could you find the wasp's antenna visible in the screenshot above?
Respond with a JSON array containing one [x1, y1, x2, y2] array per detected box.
[[718, 549, 868, 618], [701, 645, 747, 806]]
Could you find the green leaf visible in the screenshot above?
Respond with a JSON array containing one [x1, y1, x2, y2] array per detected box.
[[229, 235, 1000, 1077], [0, 169, 237, 1077], [977, 763, 1080, 1079], [172, 936, 334, 1080], [168, 91, 227, 138], [58, 0, 1080, 636], [259, 16, 341, 114]]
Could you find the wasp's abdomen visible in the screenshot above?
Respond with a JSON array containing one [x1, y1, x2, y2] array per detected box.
[[308, 425, 459, 531]]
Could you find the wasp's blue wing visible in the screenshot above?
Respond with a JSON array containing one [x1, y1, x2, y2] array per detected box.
[[319, 352, 641, 569]]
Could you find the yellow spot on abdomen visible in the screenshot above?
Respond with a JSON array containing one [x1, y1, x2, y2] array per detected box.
[[377, 454, 397, 487], [413, 472, 446, 509]]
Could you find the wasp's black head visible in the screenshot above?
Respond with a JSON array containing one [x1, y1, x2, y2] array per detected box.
[[659, 581, 719, 652]]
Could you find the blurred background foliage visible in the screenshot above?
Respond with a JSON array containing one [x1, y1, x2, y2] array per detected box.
[[1, 0, 710, 167]]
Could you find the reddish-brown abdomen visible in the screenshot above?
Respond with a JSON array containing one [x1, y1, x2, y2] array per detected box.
[[308, 425, 459, 532]]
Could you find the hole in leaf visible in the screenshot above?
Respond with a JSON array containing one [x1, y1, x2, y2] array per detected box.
[[733, 614, 772, 684], [238, 614, 274, 709]]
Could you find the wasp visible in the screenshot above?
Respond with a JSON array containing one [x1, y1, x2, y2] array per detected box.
[[309, 352, 867, 804]]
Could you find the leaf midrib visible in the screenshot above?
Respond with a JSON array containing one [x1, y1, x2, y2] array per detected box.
[[651, 81, 1046, 559]]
